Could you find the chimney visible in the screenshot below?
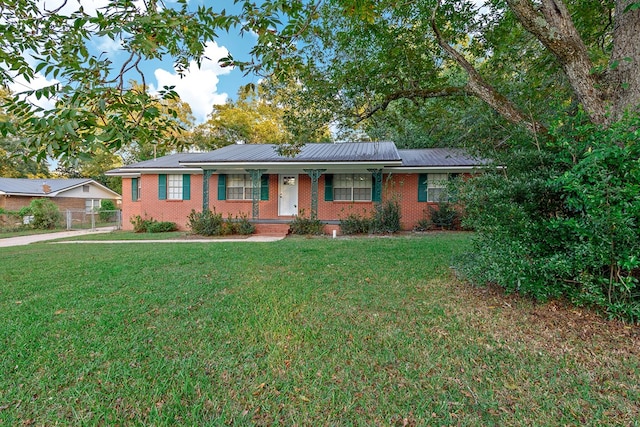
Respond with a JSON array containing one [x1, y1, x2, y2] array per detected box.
[[42, 182, 51, 193]]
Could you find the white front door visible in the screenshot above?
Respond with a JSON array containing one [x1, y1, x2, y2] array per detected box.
[[279, 174, 299, 216]]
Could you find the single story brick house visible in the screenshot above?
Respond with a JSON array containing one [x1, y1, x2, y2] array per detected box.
[[106, 142, 488, 234], [0, 178, 121, 213]]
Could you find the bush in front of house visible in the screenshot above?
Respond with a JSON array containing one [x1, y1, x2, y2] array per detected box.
[[289, 210, 324, 235], [370, 199, 401, 233], [187, 209, 255, 236], [130, 215, 177, 233], [29, 198, 63, 229], [339, 201, 402, 235]]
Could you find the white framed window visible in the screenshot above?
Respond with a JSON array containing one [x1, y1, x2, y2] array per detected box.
[[167, 174, 183, 200], [334, 174, 371, 201], [227, 174, 252, 200], [85, 199, 101, 213], [427, 173, 449, 202]]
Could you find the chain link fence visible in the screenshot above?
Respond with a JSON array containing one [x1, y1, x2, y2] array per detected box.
[[65, 209, 122, 230]]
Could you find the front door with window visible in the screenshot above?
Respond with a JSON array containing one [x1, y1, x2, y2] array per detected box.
[[279, 174, 298, 216]]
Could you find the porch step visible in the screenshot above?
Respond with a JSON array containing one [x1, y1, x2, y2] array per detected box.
[[253, 223, 291, 236]]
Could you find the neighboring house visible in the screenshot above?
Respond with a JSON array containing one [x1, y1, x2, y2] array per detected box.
[[0, 178, 122, 213], [107, 142, 489, 234]]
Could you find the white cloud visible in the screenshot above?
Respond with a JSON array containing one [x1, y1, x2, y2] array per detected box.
[[8, 73, 59, 111], [151, 42, 233, 124]]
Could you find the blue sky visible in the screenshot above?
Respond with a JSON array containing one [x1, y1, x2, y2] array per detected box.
[[9, 0, 261, 125]]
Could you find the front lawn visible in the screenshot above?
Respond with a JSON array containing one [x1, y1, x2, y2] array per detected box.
[[1, 234, 638, 425]]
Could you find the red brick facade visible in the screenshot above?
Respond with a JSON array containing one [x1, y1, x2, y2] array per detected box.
[[120, 172, 446, 233]]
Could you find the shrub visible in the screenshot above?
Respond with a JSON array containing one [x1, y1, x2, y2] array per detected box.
[[427, 203, 459, 230], [457, 113, 640, 322], [99, 199, 117, 222], [130, 215, 177, 233], [370, 200, 401, 233], [187, 209, 223, 236], [235, 213, 256, 235], [339, 212, 371, 235], [29, 199, 62, 229], [289, 210, 324, 235]]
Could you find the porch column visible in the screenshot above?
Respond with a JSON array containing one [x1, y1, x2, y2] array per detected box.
[[368, 168, 383, 205], [304, 169, 326, 218], [202, 169, 215, 211], [246, 169, 266, 219]]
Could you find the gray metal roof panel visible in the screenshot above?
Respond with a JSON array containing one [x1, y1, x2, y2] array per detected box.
[[185, 142, 401, 163], [397, 148, 488, 167], [0, 178, 93, 195]]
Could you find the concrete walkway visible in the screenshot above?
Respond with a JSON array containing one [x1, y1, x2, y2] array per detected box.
[[0, 228, 284, 247], [0, 228, 116, 247]]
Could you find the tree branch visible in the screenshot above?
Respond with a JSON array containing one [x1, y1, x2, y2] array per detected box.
[[430, 1, 547, 135], [356, 86, 469, 122]]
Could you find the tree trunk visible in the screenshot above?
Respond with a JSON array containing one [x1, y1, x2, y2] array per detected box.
[[606, 0, 640, 121], [506, 0, 608, 125]]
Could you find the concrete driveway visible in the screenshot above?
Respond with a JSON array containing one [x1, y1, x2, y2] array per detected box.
[[0, 228, 284, 247]]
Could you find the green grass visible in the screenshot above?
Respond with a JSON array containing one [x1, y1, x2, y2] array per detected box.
[[1, 234, 638, 425], [54, 230, 190, 241]]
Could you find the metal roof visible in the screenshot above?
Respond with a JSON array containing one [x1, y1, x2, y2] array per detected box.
[[397, 148, 489, 167], [0, 178, 94, 196], [106, 144, 489, 175], [182, 142, 401, 164]]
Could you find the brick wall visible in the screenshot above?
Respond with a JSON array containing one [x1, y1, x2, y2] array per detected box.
[[121, 172, 447, 232]]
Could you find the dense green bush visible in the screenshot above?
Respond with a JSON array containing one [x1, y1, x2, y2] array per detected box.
[[457, 113, 640, 322], [29, 199, 63, 229], [187, 209, 255, 236], [130, 215, 177, 233], [339, 212, 371, 235], [289, 210, 324, 235], [370, 199, 401, 233], [427, 203, 459, 230], [187, 209, 223, 236]]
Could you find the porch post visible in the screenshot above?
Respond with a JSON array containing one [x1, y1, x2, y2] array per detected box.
[[304, 169, 326, 218], [202, 169, 215, 211], [246, 169, 267, 219], [368, 168, 383, 205]]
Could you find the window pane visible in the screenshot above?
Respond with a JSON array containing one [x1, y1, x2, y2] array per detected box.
[[168, 174, 183, 200], [353, 188, 371, 201], [428, 188, 447, 202], [334, 188, 351, 201], [227, 174, 252, 200]]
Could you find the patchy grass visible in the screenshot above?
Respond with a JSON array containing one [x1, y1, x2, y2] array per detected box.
[[1, 234, 638, 425], [53, 230, 190, 241]]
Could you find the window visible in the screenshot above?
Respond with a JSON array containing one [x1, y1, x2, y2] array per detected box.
[[334, 174, 371, 201], [158, 174, 190, 200], [167, 174, 183, 200], [132, 178, 141, 201], [419, 173, 457, 202], [85, 199, 101, 213], [227, 174, 252, 200], [427, 173, 448, 202]]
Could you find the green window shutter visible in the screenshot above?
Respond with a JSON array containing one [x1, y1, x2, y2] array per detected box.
[[217, 174, 226, 200], [183, 174, 191, 200], [324, 174, 333, 201], [260, 174, 269, 201], [158, 174, 167, 200], [418, 173, 428, 202], [131, 178, 138, 201], [371, 175, 381, 202]]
